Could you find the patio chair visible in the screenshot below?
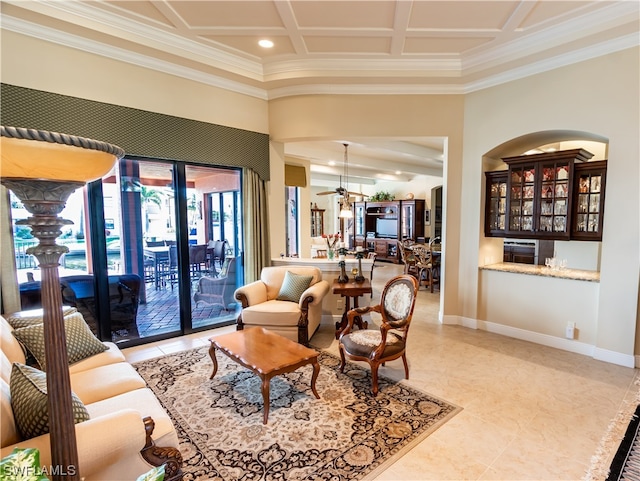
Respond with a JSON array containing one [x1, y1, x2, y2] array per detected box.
[[193, 256, 238, 311], [338, 274, 419, 396]]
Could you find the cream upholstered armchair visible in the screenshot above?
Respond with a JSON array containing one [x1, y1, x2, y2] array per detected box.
[[234, 266, 330, 345]]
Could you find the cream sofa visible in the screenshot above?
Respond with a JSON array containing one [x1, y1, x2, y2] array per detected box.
[[0, 310, 183, 480], [234, 266, 330, 344]]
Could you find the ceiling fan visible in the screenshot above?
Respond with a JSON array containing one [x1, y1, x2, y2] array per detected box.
[[316, 143, 368, 198]]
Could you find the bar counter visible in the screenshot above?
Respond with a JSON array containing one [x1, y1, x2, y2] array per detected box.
[[480, 262, 600, 282]]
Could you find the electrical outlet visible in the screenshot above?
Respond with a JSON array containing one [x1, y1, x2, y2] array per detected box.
[[565, 322, 576, 339], [336, 299, 344, 311]]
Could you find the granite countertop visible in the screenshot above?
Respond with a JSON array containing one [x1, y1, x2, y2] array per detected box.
[[480, 262, 600, 282]]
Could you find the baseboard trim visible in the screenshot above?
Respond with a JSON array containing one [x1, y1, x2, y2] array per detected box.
[[592, 347, 635, 368], [444, 315, 634, 368]]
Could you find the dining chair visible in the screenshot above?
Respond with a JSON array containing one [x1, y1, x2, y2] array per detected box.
[[410, 244, 433, 290], [398, 243, 417, 276], [189, 244, 208, 280], [338, 274, 419, 396]]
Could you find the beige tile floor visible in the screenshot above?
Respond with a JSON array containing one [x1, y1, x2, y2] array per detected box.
[[124, 263, 639, 480]]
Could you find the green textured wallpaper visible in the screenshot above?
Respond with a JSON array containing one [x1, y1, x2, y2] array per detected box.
[[0, 84, 270, 180]]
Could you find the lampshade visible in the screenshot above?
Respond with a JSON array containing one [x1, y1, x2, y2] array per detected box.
[[0, 126, 124, 182]]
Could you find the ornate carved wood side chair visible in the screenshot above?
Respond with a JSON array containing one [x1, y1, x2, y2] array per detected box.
[[410, 244, 432, 289], [338, 274, 419, 396], [398, 242, 417, 276]]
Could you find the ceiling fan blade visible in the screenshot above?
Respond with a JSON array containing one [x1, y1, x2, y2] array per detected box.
[[346, 191, 369, 198], [316, 190, 337, 195]]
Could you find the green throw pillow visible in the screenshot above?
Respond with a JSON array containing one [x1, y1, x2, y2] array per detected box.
[[6, 306, 78, 330], [276, 271, 313, 303], [0, 448, 49, 481], [10, 363, 89, 440], [12, 312, 107, 370], [137, 464, 165, 481]]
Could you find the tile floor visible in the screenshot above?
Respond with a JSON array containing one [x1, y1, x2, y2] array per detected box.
[[123, 263, 638, 480]]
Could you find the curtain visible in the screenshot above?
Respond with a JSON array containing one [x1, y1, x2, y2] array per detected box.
[[242, 168, 270, 282], [1, 185, 20, 314]]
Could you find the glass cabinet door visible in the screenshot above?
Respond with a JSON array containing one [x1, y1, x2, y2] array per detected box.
[[508, 165, 535, 233], [401, 203, 414, 239], [354, 203, 364, 237], [537, 161, 570, 235], [485, 172, 507, 235], [572, 161, 606, 240]]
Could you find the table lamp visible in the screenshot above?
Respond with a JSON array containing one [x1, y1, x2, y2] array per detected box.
[[1, 126, 124, 481]]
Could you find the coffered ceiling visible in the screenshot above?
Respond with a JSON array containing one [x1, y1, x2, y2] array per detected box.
[[2, 0, 638, 186]]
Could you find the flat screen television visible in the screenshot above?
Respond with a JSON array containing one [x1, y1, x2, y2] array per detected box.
[[376, 218, 397, 238]]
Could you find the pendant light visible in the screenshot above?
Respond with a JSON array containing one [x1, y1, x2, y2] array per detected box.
[[339, 143, 353, 218]]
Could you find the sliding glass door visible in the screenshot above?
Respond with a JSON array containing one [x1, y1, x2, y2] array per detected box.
[[11, 157, 243, 346]]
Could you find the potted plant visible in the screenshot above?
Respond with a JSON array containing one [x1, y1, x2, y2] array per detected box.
[[369, 191, 394, 202]]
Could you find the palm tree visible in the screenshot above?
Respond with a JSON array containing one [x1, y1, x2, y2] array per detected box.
[[140, 186, 163, 234]]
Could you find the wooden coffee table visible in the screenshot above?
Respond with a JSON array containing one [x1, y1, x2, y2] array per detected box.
[[208, 327, 320, 424]]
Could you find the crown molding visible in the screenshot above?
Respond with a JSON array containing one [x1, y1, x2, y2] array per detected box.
[[3, 2, 638, 101], [2, 16, 269, 101], [464, 33, 640, 94], [463, 1, 640, 73], [2, 0, 265, 80], [267, 83, 466, 99], [263, 57, 462, 80]]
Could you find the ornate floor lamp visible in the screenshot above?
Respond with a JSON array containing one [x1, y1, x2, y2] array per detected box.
[[1, 126, 124, 480]]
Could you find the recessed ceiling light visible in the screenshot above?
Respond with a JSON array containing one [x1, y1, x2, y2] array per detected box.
[[328, 161, 336, 166], [258, 39, 274, 48], [395, 170, 402, 175]]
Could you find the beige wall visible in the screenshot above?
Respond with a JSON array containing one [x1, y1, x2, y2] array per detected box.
[[463, 47, 640, 365], [0, 31, 269, 134], [268, 94, 465, 320]]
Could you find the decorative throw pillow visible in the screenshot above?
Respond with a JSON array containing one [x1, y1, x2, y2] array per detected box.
[[276, 271, 313, 303], [10, 363, 89, 440], [136, 464, 165, 481], [6, 306, 78, 330], [0, 447, 48, 481], [12, 312, 107, 371]]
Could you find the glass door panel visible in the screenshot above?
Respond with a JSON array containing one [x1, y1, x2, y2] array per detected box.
[[103, 158, 180, 343], [189, 166, 242, 330]]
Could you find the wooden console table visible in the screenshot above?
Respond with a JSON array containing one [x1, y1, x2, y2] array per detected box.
[[333, 278, 372, 339]]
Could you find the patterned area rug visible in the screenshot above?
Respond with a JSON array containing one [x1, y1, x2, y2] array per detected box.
[[134, 346, 461, 480], [606, 405, 640, 481], [585, 378, 640, 481]]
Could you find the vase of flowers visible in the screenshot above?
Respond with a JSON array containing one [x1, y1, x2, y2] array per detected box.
[[322, 233, 341, 260]]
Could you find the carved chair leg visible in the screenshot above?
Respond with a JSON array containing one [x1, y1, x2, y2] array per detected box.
[[141, 416, 184, 481], [371, 362, 380, 397], [236, 313, 244, 330], [338, 346, 346, 373], [402, 353, 409, 379]]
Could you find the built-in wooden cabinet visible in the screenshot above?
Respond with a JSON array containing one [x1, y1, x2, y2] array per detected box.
[[353, 199, 425, 262], [311, 208, 324, 237], [485, 149, 606, 241]]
